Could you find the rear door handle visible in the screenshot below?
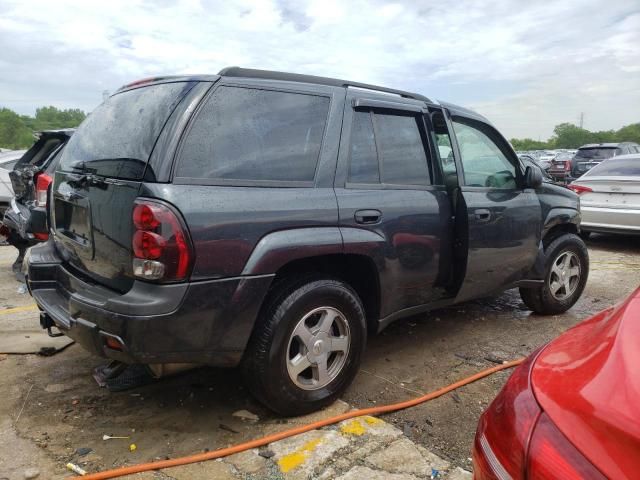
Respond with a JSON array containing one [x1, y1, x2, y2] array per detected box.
[[474, 209, 491, 222], [355, 209, 382, 224]]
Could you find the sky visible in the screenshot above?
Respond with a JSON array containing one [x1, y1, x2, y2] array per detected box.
[[0, 0, 638, 140]]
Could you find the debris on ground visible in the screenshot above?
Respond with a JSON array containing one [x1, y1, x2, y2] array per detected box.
[[232, 409, 259, 422], [75, 447, 92, 456], [66, 462, 87, 475], [102, 434, 130, 441], [219, 423, 240, 434], [129, 443, 137, 452], [23, 467, 40, 479]]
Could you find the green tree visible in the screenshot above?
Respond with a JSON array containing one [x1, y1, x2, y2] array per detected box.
[[33, 106, 86, 131], [549, 123, 595, 149], [0, 108, 34, 149], [0, 106, 87, 149], [615, 123, 640, 143], [510, 138, 550, 151]]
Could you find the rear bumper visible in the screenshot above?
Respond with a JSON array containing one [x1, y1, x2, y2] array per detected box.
[[27, 241, 273, 366], [581, 206, 640, 234]]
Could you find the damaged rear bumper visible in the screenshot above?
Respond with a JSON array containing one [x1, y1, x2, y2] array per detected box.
[[27, 241, 273, 367]]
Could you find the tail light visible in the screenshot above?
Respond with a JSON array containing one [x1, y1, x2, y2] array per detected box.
[[527, 414, 606, 479], [131, 199, 193, 281], [35, 172, 53, 207], [568, 184, 593, 195], [33, 172, 53, 240], [473, 353, 541, 479]]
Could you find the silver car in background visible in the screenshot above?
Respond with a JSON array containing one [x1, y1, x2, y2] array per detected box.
[[569, 153, 640, 236], [0, 151, 26, 215]]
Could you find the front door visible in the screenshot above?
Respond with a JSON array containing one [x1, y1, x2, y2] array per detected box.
[[446, 113, 542, 302]]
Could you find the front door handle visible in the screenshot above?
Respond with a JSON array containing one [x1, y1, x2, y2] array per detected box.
[[355, 209, 382, 224], [474, 209, 492, 222]]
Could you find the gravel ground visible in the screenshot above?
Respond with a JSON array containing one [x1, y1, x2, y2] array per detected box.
[[0, 233, 638, 478]]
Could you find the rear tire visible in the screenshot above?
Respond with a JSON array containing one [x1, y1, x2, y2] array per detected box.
[[520, 233, 589, 315], [241, 276, 366, 416]]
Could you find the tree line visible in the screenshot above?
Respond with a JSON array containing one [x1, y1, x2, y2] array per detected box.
[[510, 122, 640, 151], [0, 106, 86, 149], [2, 104, 638, 153]]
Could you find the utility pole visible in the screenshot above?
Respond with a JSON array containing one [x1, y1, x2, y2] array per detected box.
[[579, 112, 584, 129]]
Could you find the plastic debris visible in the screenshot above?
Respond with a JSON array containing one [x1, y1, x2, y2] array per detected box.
[[129, 443, 137, 452], [431, 468, 440, 479], [232, 409, 259, 422], [66, 463, 87, 476], [16, 284, 27, 294], [102, 434, 130, 441]]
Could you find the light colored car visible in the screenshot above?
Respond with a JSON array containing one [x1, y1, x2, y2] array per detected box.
[[569, 153, 640, 236], [0, 151, 26, 214]]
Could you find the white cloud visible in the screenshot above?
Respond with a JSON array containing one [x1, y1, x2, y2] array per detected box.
[[0, 0, 638, 139]]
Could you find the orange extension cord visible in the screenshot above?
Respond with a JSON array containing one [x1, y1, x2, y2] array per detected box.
[[81, 358, 524, 479]]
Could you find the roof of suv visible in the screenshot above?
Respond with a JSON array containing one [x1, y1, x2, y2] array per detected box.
[[117, 67, 431, 103], [115, 67, 491, 123]]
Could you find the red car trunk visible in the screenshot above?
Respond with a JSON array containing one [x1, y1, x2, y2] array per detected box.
[[531, 288, 640, 479]]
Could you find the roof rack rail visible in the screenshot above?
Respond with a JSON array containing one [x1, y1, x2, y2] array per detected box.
[[218, 67, 430, 103]]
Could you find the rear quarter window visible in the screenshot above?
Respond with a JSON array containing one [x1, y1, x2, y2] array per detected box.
[[59, 82, 195, 180], [176, 86, 330, 184], [585, 158, 640, 176]]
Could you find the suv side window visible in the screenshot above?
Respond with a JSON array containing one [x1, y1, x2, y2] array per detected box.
[[348, 109, 431, 186], [452, 120, 517, 189], [349, 111, 379, 183], [376, 113, 430, 186], [177, 86, 330, 183]]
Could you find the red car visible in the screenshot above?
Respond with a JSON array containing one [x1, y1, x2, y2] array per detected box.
[[473, 287, 640, 479]]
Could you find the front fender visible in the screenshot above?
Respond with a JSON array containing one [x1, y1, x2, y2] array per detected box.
[[525, 207, 581, 280], [241, 227, 343, 275], [543, 207, 581, 237]]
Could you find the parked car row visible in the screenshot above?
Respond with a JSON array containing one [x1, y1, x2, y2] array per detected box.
[[517, 143, 640, 185]]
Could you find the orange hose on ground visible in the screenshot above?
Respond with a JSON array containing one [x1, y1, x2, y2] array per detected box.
[[81, 358, 524, 479]]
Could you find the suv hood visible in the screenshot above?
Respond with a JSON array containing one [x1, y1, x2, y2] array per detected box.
[[531, 288, 640, 479]]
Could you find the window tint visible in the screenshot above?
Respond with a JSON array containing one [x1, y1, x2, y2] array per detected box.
[[452, 120, 517, 188], [177, 86, 329, 182], [575, 148, 617, 160], [375, 113, 430, 186], [60, 82, 194, 180], [349, 111, 379, 183]]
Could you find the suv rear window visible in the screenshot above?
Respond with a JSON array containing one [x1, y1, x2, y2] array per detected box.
[[176, 86, 330, 183], [575, 148, 618, 160], [59, 82, 195, 180]]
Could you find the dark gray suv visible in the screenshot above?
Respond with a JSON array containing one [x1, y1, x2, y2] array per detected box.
[[27, 68, 588, 414]]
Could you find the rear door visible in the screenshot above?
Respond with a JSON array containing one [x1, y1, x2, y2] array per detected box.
[[51, 81, 200, 292], [446, 113, 541, 302], [335, 94, 454, 318]]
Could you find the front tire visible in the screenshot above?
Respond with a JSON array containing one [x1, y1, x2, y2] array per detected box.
[[520, 233, 589, 315], [242, 276, 366, 416]]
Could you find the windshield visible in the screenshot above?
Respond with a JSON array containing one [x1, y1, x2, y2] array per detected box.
[[59, 82, 195, 180], [585, 157, 640, 177], [575, 148, 618, 160]]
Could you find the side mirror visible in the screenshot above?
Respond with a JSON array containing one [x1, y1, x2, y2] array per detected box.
[[524, 165, 543, 189]]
